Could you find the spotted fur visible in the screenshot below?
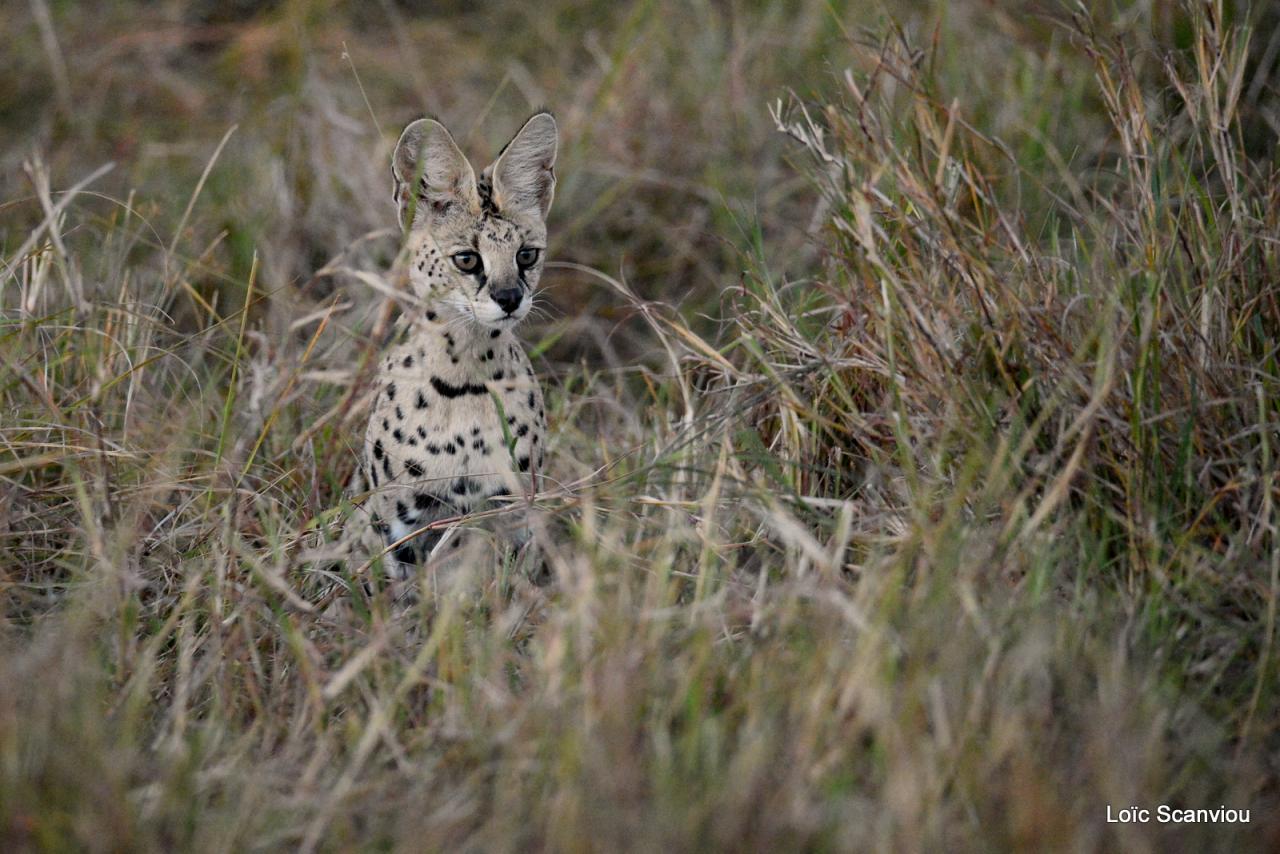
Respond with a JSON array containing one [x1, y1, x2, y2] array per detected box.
[[364, 112, 555, 579]]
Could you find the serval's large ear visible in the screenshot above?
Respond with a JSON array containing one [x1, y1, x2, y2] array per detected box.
[[490, 111, 557, 219], [392, 118, 480, 229]]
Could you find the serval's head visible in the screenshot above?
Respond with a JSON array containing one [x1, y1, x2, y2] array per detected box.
[[392, 111, 556, 331]]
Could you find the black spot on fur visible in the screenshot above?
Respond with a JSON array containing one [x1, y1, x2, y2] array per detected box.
[[396, 501, 414, 524], [518, 455, 531, 472], [490, 329, 501, 339], [406, 459, 423, 477], [516, 424, 529, 438], [452, 479, 469, 495], [386, 383, 396, 400], [381, 455, 394, 480], [372, 439, 385, 460], [415, 391, 428, 409], [415, 492, 444, 511], [395, 406, 404, 421], [403, 355, 413, 368], [431, 376, 487, 398], [393, 429, 404, 443], [393, 543, 418, 564], [492, 370, 505, 381]]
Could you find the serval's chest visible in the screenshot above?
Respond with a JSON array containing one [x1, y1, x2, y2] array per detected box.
[[361, 321, 545, 554]]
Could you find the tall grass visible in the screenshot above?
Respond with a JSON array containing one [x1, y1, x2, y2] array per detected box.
[[2, 0, 1278, 850]]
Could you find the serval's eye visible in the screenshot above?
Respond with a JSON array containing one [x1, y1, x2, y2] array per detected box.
[[452, 252, 481, 274], [516, 247, 541, 269]]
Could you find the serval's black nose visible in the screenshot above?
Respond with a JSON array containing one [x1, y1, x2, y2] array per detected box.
[[492, 288, 522, 315]]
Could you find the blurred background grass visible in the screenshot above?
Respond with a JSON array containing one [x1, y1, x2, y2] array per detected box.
[[2, 0, 1279, 851]]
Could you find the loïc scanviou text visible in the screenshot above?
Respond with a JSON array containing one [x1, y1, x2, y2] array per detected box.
[[1106, 805, 1250, 824]]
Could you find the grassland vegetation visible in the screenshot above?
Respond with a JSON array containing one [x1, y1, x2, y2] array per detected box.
[[1, 0, 1278, 850]]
